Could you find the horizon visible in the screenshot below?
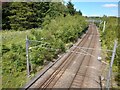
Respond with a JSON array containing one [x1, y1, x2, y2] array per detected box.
[[64, 0, 119, 17]]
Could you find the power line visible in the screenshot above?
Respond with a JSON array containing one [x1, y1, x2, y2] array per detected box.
[[73, 45, 113, 52]]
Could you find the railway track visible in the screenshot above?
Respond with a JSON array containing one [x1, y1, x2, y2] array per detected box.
[[24, 23, 102, 89]]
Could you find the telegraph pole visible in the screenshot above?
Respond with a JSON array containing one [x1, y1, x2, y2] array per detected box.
[[106, 40, 117, 90], [103, 21, 106, 32], [26, 36, 30, 77]]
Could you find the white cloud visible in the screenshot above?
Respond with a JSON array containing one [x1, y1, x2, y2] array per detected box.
[[64, 0, 119, 2], [102, 4, 118, 8], [87, 14, 102, 17]]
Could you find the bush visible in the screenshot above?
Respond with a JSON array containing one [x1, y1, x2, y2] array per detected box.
[[2, 45, 10, 54], [29, 15, 88, 68]]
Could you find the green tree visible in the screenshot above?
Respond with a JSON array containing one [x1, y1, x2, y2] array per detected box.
[[66, 1, 76, 15], [75, 10, 82, 16], [2, 2, 68, 30], [2, 2, 11, 30]]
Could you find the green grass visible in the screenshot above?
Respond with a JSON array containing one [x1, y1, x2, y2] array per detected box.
[[2, 30, 31, 88], [2, 30, 30, 47]]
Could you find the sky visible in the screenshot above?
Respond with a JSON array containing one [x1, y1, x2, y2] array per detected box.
[[64, 0, 119, 17]]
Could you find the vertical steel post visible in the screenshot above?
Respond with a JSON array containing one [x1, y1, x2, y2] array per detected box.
[[106, 40, 117, 90], [103, 21, 106, 32], [26, 36, 30, 77]]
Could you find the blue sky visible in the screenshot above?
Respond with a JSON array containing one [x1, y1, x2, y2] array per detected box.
[[64, 0, 119, 17]]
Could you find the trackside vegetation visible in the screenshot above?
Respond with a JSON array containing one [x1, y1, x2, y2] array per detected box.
[[2, 2, 87, 88], [99, 16, 120, 88]]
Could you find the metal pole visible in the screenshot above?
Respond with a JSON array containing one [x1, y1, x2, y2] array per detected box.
[[103, 21, 106, 32], [26, 36, 30, 77], [106, 40, 117, 90], [99, 21, 102, 28]]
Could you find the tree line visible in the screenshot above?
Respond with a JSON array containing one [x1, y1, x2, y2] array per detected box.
[[2, 1, 82, 30]]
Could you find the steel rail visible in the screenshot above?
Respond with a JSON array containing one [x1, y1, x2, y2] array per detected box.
[[37, 26, 92, 89], [24, 26, 90, 89], [80, 25, 98, 88], [69, 24, 96, 88], [41, 29, 93, 89]]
